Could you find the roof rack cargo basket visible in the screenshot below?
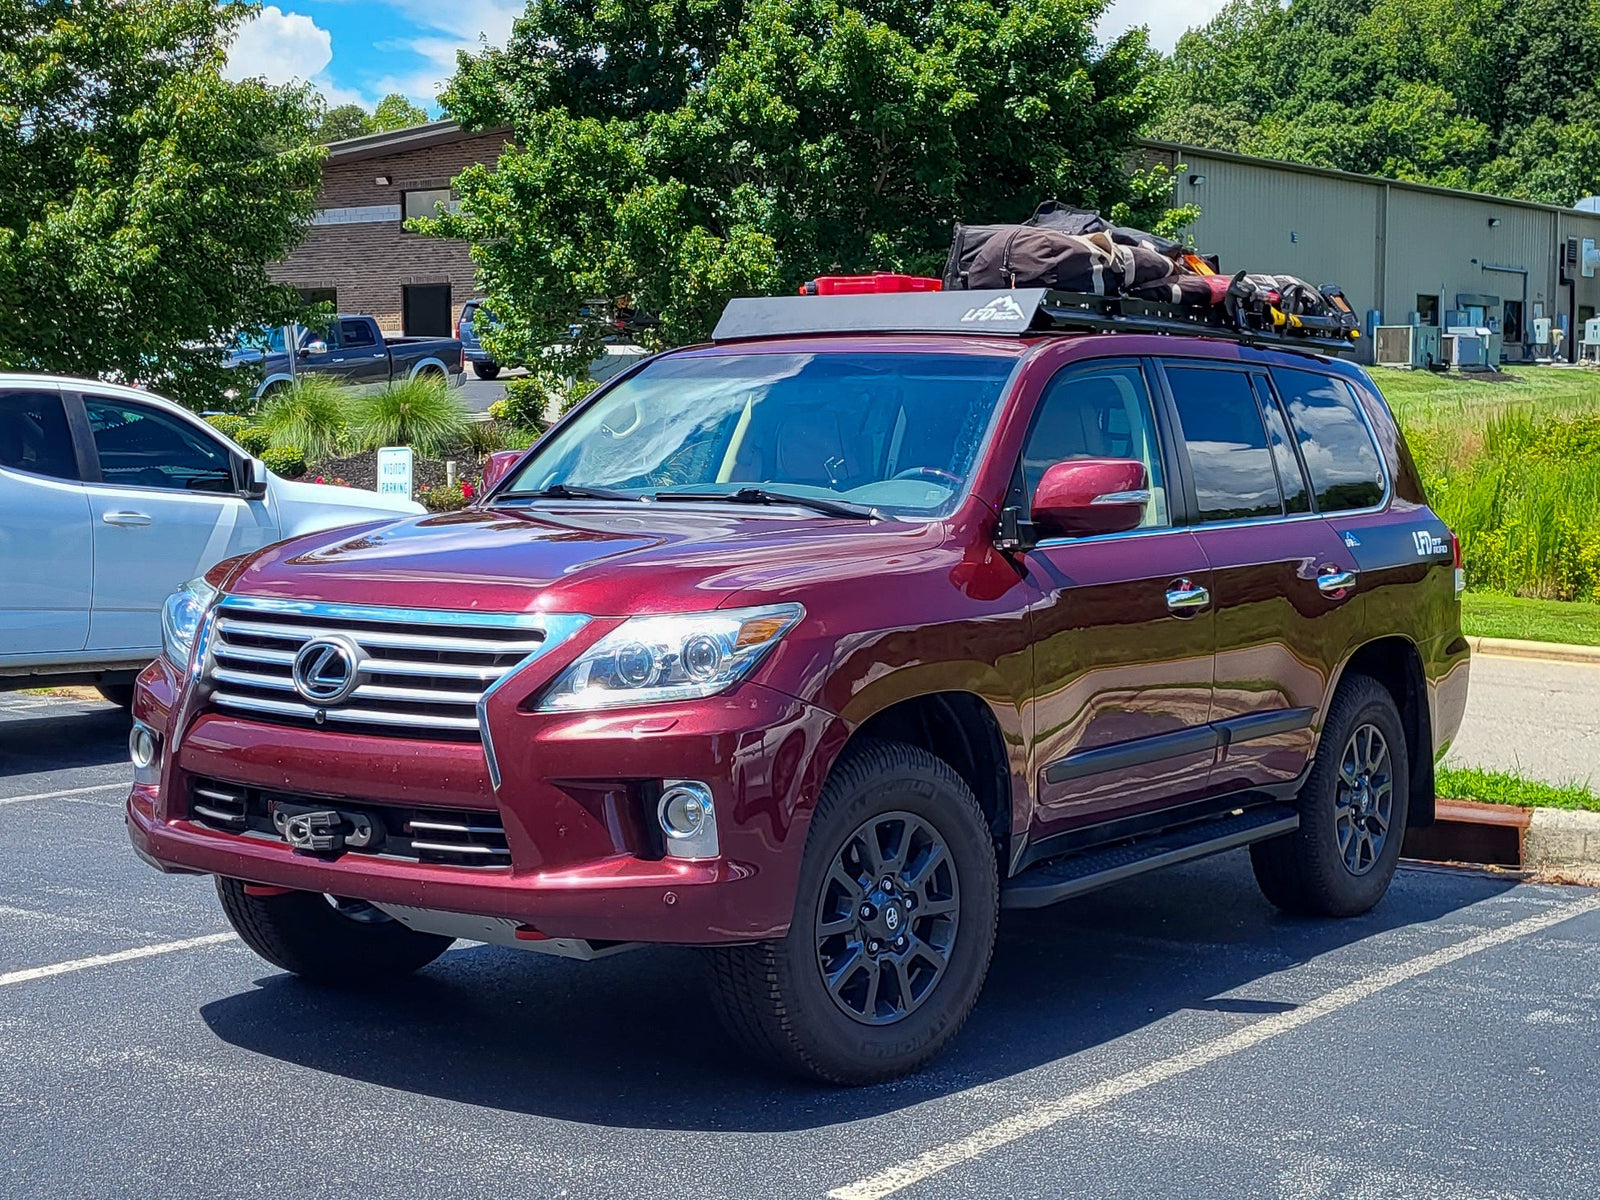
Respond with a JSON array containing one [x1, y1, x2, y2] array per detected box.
[[712, 287, 1357, 357]]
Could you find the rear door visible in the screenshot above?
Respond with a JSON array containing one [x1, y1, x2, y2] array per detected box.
[[1023, 359, 1216, 840], [0, 385, 94, 658], [1157, 359, 1361, 793], [77, 392, 277, 653]]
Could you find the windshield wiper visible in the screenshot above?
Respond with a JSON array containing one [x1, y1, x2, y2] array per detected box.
[[496, 483, 640, 502], [659, 486, 887, 522]]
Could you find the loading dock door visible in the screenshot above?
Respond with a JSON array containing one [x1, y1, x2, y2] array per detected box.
[[403, 284, 452, 337]]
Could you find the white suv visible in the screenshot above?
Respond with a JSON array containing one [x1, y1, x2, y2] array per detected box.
[[0, 374, 422, 702]]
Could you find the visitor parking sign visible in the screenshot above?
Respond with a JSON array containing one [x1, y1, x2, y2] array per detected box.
[[376, 446, 414, 500]]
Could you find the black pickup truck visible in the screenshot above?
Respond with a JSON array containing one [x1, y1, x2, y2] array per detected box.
[[236, 315, 463, 399]]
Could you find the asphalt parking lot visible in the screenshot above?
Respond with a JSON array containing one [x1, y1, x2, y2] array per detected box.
[[3, 690, 1598, 1200]]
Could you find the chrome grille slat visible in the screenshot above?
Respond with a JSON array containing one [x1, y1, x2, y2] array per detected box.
[[203, 598, 588, 759]]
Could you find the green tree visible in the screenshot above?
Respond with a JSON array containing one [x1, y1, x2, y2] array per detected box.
[[319, 102, 375, 143], [426, 0, 1182, 377], [1149, 0, 1600, 206], [0, 0, 324, 409], [372, 92, 429, 131]]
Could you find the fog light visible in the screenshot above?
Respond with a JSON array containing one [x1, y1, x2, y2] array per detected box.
[[657, 780, 718, 859], [129, 721, 161, 786]]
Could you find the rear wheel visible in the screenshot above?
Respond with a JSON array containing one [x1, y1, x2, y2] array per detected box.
[[216, 878, 452, 983], [1251, 675, 1410, 917], [706, 739, 998, 1084], [472, 362, 500, 380]]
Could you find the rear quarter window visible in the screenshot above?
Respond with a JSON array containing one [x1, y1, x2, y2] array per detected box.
[[1270, 368, 1386, 511]]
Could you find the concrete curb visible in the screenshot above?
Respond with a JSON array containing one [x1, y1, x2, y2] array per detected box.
[[1468, 635, 1600, 665], [1525, 806, 1600, 882], [1407, 799, 1600, 885]]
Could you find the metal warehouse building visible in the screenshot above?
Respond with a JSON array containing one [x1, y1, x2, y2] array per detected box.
[[1142, 139, 1600, 363]]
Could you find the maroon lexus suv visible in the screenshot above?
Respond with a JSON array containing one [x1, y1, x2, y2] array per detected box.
[[127, 286, 1470, 1083]]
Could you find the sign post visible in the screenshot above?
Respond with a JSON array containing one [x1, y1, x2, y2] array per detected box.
[[376, 446, 414, 501]]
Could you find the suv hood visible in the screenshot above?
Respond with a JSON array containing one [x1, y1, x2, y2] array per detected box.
[[224, 504, 945, 615]]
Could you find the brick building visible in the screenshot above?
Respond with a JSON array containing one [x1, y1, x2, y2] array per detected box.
[[270, 121, 510, 336]]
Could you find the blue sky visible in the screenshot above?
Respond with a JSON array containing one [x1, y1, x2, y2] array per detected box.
[[222, 1, 1226, 115]]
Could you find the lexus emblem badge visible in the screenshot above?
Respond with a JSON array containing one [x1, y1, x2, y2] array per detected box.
[[290, 636, 363, 706]]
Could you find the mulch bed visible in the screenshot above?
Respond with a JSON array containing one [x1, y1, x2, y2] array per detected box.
[[307, 447, 492, 492]]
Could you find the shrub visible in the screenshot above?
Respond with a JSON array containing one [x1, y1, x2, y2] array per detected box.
[[418, 479, 476, 512], [494, 370, 596, 431], [237, 425, 272, 456], [261, 444, 308, 478], [462, 418, 510, 455], [257, 376, 351, 461], [205, 413, 248, 442], [349, 376, 469, 457]]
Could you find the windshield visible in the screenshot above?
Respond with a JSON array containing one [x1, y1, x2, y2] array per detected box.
[[500, 351, 1018, 515]]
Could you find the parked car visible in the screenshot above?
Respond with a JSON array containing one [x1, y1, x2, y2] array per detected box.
[[127, 285, 1468, 1083], [242, 316, 463, 400], [457, 299, 500, 380], [0, 374, 423, 701]]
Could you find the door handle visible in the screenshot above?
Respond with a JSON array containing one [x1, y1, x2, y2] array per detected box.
[[1317, 568, 1359, 594], [102, 510, 152, 527], [1165, 579, 1211, 614]]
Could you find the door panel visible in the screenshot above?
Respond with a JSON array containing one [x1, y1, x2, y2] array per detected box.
[[1159, 361, 1361, 793], [79, 394, 277, 652], [1023, 360, 1215, 837], [337, 318, 390, 387], [0, 388, 92, 657]]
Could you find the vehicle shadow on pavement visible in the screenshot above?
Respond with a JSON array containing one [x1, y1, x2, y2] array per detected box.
[[199, 854, 1519, 1131], [0, 704, 130, 776]]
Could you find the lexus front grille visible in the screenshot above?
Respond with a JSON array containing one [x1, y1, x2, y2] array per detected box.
[[203, 597, 577, 743]]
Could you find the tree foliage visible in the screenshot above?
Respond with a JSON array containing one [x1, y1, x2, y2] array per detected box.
[[1150, 0, 1600, 205], [0, 0, 324, 408], [427, 0, 1180, 373], [317, 93, 430, 144]]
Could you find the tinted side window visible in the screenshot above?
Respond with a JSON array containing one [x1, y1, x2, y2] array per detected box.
[[339, 319, 377, 348], [1022, 363, 1169, 528], [1253, 378, 1311, 514], [0, 390, 80, 481], [84, 398, 236, 493], [1165, 365, 1282, 522], [1271, 368, 1386, 511]]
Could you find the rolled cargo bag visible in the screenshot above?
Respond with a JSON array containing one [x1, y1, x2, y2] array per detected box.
[[965, 229, 1179, 294]]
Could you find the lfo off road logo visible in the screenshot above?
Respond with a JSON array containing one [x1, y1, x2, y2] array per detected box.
[[961, 295, 1027, 323], [1412, 529, 1447, 557]]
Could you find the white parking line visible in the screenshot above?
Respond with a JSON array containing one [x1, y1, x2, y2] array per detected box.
[[828, 891, 1600, 1200], [0, 933, 237, 989], [0, 781, 128, 807]]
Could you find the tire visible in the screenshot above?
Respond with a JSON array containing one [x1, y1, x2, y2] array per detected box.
[[1251, 675, 1410, 917], [473, 362, 500, 380], [95, 683, 135, 709], [706, 738, 999, 1085], [215, 877, 453, 984]]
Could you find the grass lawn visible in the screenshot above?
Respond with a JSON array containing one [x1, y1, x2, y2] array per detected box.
[[1370, 364, 1600, 430], [1461, 592, 1600, 646], [1436, 765, 1600, 813]]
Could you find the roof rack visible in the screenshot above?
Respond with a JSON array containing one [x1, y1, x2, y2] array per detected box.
[[712, 287, 1357, 357]]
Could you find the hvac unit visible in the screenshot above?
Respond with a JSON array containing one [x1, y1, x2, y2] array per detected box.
[[1443, 333, 1483, 369], [1373, 324, 1441, 369], [1533, 317, 1553, 345]]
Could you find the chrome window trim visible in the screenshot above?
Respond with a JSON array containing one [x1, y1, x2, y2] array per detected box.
[[209, 595, 589, 790]]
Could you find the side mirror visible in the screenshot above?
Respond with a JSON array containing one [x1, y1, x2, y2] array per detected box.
[[1031, 458, 1150, 539], [243, 456, 269, 500], [299, 339, 327, 358], [481, 449, 524, 494]]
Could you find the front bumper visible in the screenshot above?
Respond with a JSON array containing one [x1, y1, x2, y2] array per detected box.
[[128, 656, 840, 944]]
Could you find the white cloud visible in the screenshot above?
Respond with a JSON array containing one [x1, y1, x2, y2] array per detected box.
[[1100, 0, 1232, 53], [368, 0, 522, 106], [224, 6, 333, 85]]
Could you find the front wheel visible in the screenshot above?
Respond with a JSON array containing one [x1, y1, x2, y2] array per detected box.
[[1251, 675, 1410, 917], [216, 878, 453, 984], [706, 739, 998, 1084]]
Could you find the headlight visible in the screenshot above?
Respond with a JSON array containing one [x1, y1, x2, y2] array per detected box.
[[538, 604, 803, 712], [161, 577, 218, 668]]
